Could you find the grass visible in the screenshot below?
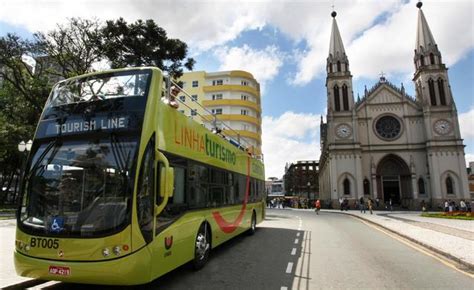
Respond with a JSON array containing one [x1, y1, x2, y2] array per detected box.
[[421, 212, 474, 220]]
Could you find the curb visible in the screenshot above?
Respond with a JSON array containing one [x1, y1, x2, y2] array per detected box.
[[330, 210, 474, 273]]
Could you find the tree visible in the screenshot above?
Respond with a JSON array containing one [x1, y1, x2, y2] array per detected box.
[[35, 18, 103, 79], [100, 18, 195, 78]]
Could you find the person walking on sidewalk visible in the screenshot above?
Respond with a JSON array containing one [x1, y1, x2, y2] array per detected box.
[[359, 197, 366, 213], [368, 198, 373, 214], [315, 199, 321, 215]]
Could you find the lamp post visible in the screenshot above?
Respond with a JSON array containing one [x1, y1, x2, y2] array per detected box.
[[17, 140, 32, 202]]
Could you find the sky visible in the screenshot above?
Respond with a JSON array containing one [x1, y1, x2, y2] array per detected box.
[[1, 0, 473, 179]]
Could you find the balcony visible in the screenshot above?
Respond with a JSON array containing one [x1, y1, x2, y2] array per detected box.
[[203, 84, 260, 99], [202, 99, 261, 112], [201, 114, 261, 126]]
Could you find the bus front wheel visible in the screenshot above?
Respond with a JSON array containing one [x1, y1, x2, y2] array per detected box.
[[193, 223, 211, 270], [248, 211, 257, 235]]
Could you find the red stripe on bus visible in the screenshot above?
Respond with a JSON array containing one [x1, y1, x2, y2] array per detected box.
[[212, 155, 250, 233]]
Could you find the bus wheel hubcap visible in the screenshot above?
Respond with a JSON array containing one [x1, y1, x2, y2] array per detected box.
[[196, 233, 209, 260]]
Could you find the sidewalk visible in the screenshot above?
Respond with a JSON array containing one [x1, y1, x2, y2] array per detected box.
[[329, 209, 474, 269]]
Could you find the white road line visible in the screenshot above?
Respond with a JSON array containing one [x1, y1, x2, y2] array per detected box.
[[286, 262, 293, 274], [291, 248, 297, 255], [294, 238, 299, 244], [296, 232, 300, 237], [281, 287, 288, 290]]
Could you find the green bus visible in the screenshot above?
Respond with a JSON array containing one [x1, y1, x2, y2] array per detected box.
[[14, 67, 266, 285]]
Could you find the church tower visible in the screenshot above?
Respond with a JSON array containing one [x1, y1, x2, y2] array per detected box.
[[413, 1, 469, 201], [326, 11, 354, 114]]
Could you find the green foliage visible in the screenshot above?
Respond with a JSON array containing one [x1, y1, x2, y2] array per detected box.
[[100, 18, 195, 77], [421, 213, 473, 220]]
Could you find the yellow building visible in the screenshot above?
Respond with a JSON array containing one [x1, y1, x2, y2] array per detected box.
[[177, 70, 262, 156]]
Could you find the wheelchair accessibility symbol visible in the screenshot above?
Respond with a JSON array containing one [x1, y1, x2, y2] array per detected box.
[[51, 217, 64, 233]]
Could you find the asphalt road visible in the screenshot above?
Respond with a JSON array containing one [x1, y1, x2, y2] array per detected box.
[[7, 209, 474, 289]]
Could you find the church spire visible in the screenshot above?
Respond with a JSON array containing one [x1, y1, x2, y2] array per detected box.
[[415, 1, 438, 54], [326, 10, 353, 113], [329, 11, 346, 58]]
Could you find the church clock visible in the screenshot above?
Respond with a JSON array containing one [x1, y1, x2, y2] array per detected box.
[[433, 119, 452, 135], [335, 123, 352, 139]]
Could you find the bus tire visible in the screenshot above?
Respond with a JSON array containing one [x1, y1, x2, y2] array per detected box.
[[193, 223, 211, 270], [248, 211, 257, 235]]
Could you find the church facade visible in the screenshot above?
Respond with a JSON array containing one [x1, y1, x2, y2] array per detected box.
[[318, 3, 470, 209]]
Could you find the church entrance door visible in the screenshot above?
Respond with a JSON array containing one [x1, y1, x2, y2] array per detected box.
[[381, 175, 400, 204], [376, 155, 412, 206]]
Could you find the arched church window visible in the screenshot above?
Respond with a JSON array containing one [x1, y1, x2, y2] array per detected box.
[[343, 178, 350, 195], [420, 55, 425, 66], [428, 79, 437, 106], [363, 179, 370, 195], [345, 63, 348, 72], [418, 178, 425, 195], [446, 176, 454, 195], [334, 85, 341, 111], [337, 61, 341, 72], [429, 53, 435, 65], [438, 79, 446, 105], [329, 63, 333, 73], [342, 84, 349, 111]]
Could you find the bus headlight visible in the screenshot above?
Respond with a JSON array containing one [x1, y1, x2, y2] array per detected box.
[[113, 246, 121, 256], [24, 245, 30, 252], [102, 248, 110, 257]]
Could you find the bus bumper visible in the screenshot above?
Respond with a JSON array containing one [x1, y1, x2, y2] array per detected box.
[[14, 247, 152, 285]]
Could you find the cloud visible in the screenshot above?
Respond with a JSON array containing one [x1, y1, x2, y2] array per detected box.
[[262, 112, 320, 178], [1, 1, 472, 85], [459, 108, 474, 140], [214, 44, 283, 92]]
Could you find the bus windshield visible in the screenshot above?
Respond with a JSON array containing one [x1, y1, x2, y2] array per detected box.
[[19, 136, 137, 237], [48, 71, 150, 107]]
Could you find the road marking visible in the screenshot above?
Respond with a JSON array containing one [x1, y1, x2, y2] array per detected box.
[[296, 232, 300, 237], [294, 238, 299, 244], [291, 248, 297, 255], [286, 262, 293, 274], [356, 217, 474, 279], [281, 287, 288, 290]]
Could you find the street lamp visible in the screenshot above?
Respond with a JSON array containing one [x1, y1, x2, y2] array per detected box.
[[17, 140, 33, 202], [18, 140, 33, 153]]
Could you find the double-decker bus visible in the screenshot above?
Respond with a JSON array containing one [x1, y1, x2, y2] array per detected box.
[[14, 67, 265, 285]]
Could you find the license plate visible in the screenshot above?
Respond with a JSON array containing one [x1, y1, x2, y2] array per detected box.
[[49, 265, 71, 276]]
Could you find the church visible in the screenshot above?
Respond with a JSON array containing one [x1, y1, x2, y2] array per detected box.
[[318, 2, 470, 209]]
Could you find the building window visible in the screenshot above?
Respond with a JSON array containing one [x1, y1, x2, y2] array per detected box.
[[343, 178, 350, 195], [437, 79, 446, 105], [241, 95, 248, 101], [345, 63, 348, 72], [212, 94, 223, 100], [241, 109, 248, 116], [242, 124, 249, 131], [212, 108, 222, 115], [342, 84, 349, 111], [446, 176, 454, 195], [420, 55, 425, 66], [430, 53, 435, 65], [179, 95, 185, 102], [212, 79, 223, 86], [337, 61, 341, 72], [334, 85, 340, 111], [181, 82, 187, 88], [428, 79, 437, 106], [191, 109, 197, 116], [241, 80, 249, 86], [329, 64, 333, 73], [418, 178, 425, 195], [191, 94, 198, 101], [363, 179, 370, 195], [192, 81, 198, 87]]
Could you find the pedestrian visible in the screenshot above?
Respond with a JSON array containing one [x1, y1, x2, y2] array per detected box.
[[444, 200, 449, 212], [368, 198, 373, 214], [460, 199, 466, 212], [375, 198, 380, 209], [359, 197, 365, 213], [343, 198, 349, 211], [315, 199, 321, 215], [448, 199, 453, 213], [389, 198, 393, 211], [421, 200, 426, 212]]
